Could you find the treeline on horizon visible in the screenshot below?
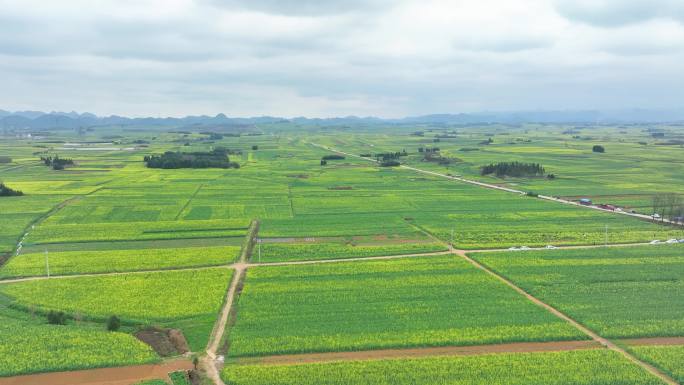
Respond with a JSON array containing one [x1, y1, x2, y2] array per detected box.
[[480, 162, 545, 177], [144, 148, 240, 169]]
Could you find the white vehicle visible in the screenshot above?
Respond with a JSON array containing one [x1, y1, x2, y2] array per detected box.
[[652, 213, 661, 219], [545, 245, 557, 249], [679, 239, 684, 243], [519, 246, 531, 250], [508, 247, 519, 251], [666, 239, 679, 244], [649, 240, 661, 245]]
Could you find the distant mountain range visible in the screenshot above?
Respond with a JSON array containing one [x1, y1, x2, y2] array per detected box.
[[1, 109, 683, 131]]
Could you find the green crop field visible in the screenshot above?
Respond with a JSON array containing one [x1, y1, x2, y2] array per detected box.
[[255, 241, 447, 262], [631, 345, 684, 383], [227, 256, 584, 357], [471, 245, 684, 338], [0, 267, 233, 350], [0, 306, 158, 377], [1, 245, 241, 277], [222, 349, 665, 385]]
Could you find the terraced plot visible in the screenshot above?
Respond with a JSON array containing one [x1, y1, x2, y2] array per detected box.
[[227, 256, 585, 358], [222, 349, 665, 385], [472, 245, 684, 338]]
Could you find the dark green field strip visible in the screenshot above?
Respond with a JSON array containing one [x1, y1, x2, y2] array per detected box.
[[19, 236, 244, 254], [471, 245, 684, 339]]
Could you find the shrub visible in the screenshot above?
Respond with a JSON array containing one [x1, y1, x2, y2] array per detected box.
[[252, 145, 258, 150], [321, 155, 345, 161], [107, 315, 121, 331], [0, 156, 11, 163], [380, 160, 401, 167], [320, 160, 327, 166], [0, 182, 23, 197], [47, 311, 67, 325], [592, 145, 605, 153]]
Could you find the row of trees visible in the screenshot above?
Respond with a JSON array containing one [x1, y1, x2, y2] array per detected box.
[[47, 310, 120, 331], [481, 162, 545, 177], [0, 181, 23, 196], [144, 148, 239, 169], [40, 155, 74, 170], [652, 193, 684, 222]]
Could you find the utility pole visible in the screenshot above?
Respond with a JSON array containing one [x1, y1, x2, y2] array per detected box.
[[605, 225, 608, 247], [451, 228, 454, 246], [45, 249, 50, 278], [258, 239, 261, 263]]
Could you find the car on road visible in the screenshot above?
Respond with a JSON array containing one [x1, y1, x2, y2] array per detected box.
[[679, 239, 684, 243], [649, 240, 661, 245], [508, 247, 519, 251], [545, 245, 557, 249], [519, 246, 531, 250], [666, 239, 679, 244]]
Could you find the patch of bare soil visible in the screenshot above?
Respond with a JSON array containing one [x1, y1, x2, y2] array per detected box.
[[135, 327, 189, 357], [236, 340, 601, 365], [0, 359, 193, 385]]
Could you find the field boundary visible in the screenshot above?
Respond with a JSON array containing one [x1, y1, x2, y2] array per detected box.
[[458, 250, 680, 385], [233, 340, 602, 365]]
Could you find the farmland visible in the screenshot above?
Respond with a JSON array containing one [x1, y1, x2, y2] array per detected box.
[[471, 244, 684, 338], [631, 345, 684, 383], [0, 268, 233, 350], [0, 306, 158, 377], [255, 241, 447, 262], [0, 245, 241, 277], [227, 256, 584, 357], [1, 124, 683, 384], [222, 350, 665, 385]]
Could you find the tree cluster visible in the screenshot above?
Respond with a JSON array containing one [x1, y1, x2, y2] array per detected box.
[[592, 145, 605, 153], [480, 162, 545, 177], [652, 193, 683, 222], [321, 154, 345, 160], [144, 148, 239, 169], [0, 156, 11, 163], [375, 151, 407, 162], [0, 181, 23, 196], [40, 155, 74, 170]]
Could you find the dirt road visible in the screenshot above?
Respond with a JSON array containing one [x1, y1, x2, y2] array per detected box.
[[0, 359, 192, 385], [236, 340, 601, 365]]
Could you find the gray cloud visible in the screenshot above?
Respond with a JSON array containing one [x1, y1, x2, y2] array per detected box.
[[0, 0, 683, 117]]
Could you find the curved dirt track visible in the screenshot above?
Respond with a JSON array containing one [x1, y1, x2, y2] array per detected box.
[[0, 359, 192, 385]]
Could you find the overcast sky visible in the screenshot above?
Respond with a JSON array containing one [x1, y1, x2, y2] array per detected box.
[[1, 0, 684, 118]]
